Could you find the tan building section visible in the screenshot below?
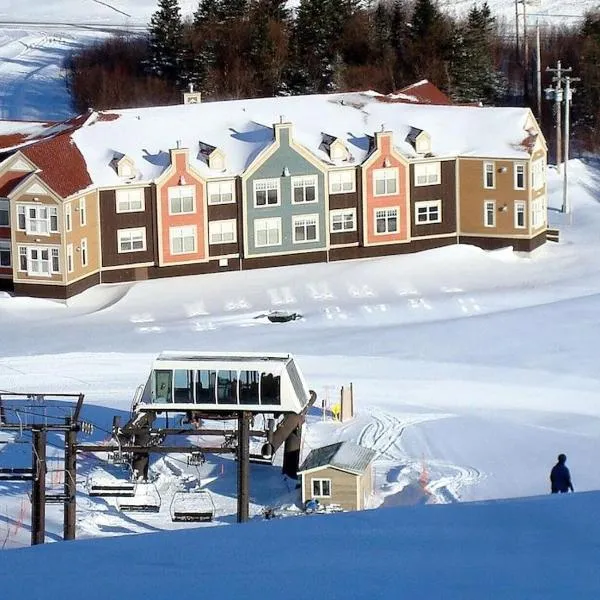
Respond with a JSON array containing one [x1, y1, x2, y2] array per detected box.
[[64, 189, 101, 285], [298, 442, 376, 512]]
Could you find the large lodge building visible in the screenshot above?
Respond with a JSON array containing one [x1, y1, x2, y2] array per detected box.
[[0, 81, 547, 299]]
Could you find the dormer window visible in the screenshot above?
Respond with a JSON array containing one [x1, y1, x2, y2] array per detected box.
[[330, 140, 349, 161], [406, 127, 431, 155], [112, 153, 136, 179], [209, 151, 225, 171]]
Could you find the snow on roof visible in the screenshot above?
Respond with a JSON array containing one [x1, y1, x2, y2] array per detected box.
[[0, 119, 60, 151], [10, 91, 535, 195], [300, 441, 376, 474]]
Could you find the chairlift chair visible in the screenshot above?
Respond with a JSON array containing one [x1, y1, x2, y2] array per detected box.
[[170, 489, 215, 522], [187, 450, 205, 467], [117, 481, 161, 513]]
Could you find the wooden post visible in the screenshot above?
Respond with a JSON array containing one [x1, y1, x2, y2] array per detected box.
[[31, 428, 46, 545], [64, 420, 77, 540], [237, 411, 250, 523]]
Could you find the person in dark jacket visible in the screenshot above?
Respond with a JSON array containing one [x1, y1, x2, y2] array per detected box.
[[550, 453, 574, 493]]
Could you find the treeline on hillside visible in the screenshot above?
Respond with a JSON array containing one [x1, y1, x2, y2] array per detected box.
[[65, 0, 600, 150]]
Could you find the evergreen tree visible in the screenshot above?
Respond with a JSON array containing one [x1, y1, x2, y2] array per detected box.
[[449, 3, 505, 104], [194, 0, 222, 25], [577, 12, 600, 139], [147, 0, 185, 84], [220, 0, 248, 20]]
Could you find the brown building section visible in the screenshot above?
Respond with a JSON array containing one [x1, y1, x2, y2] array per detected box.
[[459, 230, 546, 252], [410, 159, 457, 237], [208, 201, 240, 258], [98, 187, 157, 268], [243, 250, 328, 270], [329, 184, 360, 247], [14, 272, 100, 299], [458, 157, 532, 237]]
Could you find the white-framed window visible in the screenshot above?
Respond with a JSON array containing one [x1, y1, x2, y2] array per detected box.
[[0, 199, 8, 227], [373, 168, 398, 196], [118, 227, 147, 253], [484, 200, 496, 227], [514, 163, 526, 190], [375, 207, 399, 234], [531, 158, 545, 190], [0, 240, 10, 267], [531, 195, 546, 229], [207, 181, 235, 205], [514, 201, 526, 229], [329, 170, 355, 194], [414, 162, 441, 186], [292, 175, 318, 204], [484, 162, 495, 189], [254, 217, 281, 247], [67, 243, 74, 273], [312, 478, 331, 498], [415, 200, 442, 224], [254, 179, 280, 207], [168, 185, 195, 215], [19, 246, 61, 277], [330, 208, 356, 232], [80, 238, 88, 267], [292, 214, 319, 243], [18, 247, 26, 271], [16, 205, 58, 235], [209, 220, 237, 244], [170, 225, 197, 255], [79, 197, 86, 226], [116, 188, 145, 213], [65, 203, 72, 232]]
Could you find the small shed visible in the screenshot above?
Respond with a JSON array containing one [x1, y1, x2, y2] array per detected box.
[[298, 442, 376, 512]]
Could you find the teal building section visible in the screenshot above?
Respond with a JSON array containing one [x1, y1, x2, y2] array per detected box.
[[245, 126, 327, 256]]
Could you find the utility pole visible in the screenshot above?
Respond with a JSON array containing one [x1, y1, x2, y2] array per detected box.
[[546, 61, 566, 174], [523, 0, 529, 98], [563, 75, 580, 216], [237, 411, 250, 523], [31, 428, 47, 546], [64, 419, 77, 540], [515, 0, 520, 66], [536, 20, 542, 120]]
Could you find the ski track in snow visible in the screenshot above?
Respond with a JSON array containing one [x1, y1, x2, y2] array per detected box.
[[356, 407, 482, 505]]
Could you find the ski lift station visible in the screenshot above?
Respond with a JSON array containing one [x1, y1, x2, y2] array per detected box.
[[135, 351, 312, 415]]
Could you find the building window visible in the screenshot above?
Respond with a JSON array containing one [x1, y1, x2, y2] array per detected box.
[[375, 208, 398, 234], [329, 170, 355, 194], [414, 162, 441, 186], [484, 200, 496, 227], [373, 168, 398, 196], [484, 162, 495, 189], [515, 201, 526, 228], [118, 227, 146, 253], [312, 478, 331, 498], [79, 197, 86, 226], [292, 175, 318, 203], [531, 158, 545, 190], [415, 200, 442, 224], [0, 240, 10, 267], [330, 209, 356, 232], [17, 205, 58, 235], [67, 244, 73, 273], [293, 214, 319, 243], [51, 248, 60, 273], [116, 188, 144, 213], [0, 199, 8, 227], [254, 217, 281, 247], [254, 179, 279, 207], [20, 246, 61, 277], [514, 163, 526, 190], [65, 204, 72, 232], [170, 225, 196, 255], [209, 220, 236, 244], [168, 185, 195, 214], [80, 238, 88, 267], [531, 196, 546, 229], [207, 181, 235, 205]]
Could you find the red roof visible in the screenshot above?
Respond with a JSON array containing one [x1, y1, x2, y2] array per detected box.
[[0, 170, 31, 196], [389, 80, 453, 106], [20, 131, 92, 198]]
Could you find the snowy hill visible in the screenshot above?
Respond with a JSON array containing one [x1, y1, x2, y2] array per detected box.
[[1, 491, 600, 598]]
